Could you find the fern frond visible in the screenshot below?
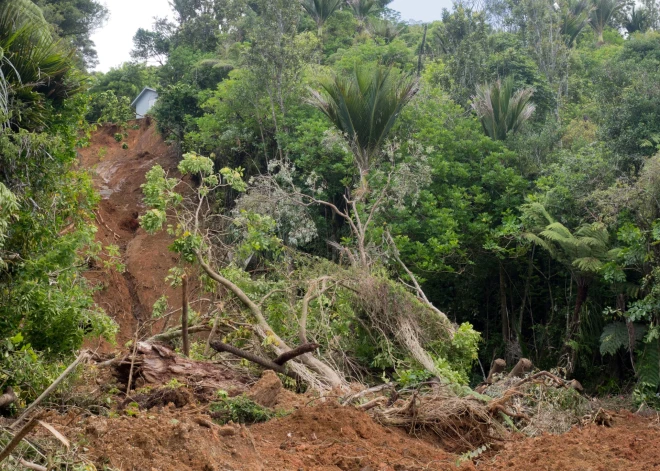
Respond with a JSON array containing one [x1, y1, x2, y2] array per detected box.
[[638, 340, 660, 389], [600, 322, 629, 356], [572, 256, 603, 272]]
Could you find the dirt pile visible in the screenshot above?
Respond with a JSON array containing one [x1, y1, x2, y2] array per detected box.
[[54, 400, 459, 471], [480, 411, 660, 470]]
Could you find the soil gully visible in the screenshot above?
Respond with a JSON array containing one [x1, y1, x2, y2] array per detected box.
[[121, 270, 145, 322]]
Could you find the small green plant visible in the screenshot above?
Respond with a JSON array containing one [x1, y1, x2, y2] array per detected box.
[[122, 142, 129, 150], [165, 378, 184, 389], [114, 133, 123, 142], [97, 146, 108, 159], [455, 444, 489, 466], [125, 401, 140, 417], [209, 394, 276, 425]]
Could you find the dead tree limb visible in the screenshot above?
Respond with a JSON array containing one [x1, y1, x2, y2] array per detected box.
[[0, 416, 41, 462], [300, 277, 335, 344], [17, 459, 47, 471], [11, 352, 88, 429], [0, 387, 17, 408], [273, 343, 320, 365], [208, 340, 300, 382], [342, 383, 394, 405], [205, 302, 224, 356], [181, 275, 190, 357], [384, 230, 454, 333], [357, 396, 388, 411]]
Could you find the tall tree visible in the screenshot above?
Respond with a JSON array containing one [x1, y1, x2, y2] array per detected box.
[[624, 6, 650, 34], [347, 0, 380, 24], [523, 204, 611, 373], [589, 0, 624, 42], [301, 0, 343, 36], [36, 0, 108, 68], [561, 0, 593, 47], [471, 76, 536, 142]]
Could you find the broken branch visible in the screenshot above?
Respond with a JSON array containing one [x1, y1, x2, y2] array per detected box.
[[208, 340, 300, 382], [273, 343, 320, 365]]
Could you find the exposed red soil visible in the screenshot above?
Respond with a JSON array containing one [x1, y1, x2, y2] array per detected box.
[[476, 411, 660, 470], [78, 120, 212, 349]]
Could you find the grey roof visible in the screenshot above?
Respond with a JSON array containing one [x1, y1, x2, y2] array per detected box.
[[131, 87, 158, 107]]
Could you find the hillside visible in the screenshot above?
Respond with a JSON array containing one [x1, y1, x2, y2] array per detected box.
[[13, 121, 654, 471]]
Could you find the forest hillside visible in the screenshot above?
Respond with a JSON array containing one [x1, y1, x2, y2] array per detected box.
[[2, 0, 660, 469]]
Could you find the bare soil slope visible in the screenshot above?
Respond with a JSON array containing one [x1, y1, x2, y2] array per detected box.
[[80, 120, 182, 346]]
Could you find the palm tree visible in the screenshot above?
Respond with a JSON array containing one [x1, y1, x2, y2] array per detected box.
[[561, 0, 593, 47], [308, 66, 418, 178], [347, 0, 380, 25], [301, 0, 343, 37], [471, 76, 536, 141], [0, 0, 76, 130], [367, 17, 403, 43], [625, 6, 650, 34], [589, 0, 624, 43]]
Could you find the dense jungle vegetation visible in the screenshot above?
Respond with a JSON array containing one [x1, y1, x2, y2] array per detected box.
[[4, 0, 660, 404]]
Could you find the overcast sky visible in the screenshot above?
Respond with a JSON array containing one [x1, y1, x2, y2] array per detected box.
[[91, 0, 450, 72]]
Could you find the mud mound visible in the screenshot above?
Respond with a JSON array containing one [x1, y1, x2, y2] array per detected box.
[[74, 408, 262, 471], [251, 401, 457, 470], [480, 411, 660, 470]]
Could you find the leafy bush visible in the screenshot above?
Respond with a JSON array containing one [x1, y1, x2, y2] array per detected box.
[[209, 393, 278, 425]]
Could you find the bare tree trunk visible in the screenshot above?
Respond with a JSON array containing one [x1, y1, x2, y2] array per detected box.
[[181, 275, 190, 357], [563, 278, 589, 374], [500, 265, 511, 356]]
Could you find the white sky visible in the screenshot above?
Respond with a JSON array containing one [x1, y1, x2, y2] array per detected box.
[[91, 0, 450, 72]]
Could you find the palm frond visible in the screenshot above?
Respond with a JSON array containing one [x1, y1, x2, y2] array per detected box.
[[471, 76, 535, 141], [572, 256, 603, 272], [309, 66, 418, 173], [301, 0, 343, 30]]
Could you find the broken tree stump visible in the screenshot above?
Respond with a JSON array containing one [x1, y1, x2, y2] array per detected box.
[[507, 358, 533, 378]]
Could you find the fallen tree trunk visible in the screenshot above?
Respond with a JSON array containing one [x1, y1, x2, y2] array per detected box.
[[112, 342, 248, 395], [273, 343, 319, 365]]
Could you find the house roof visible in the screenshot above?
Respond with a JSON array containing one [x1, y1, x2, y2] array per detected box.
[[131, 87, 158, 107]]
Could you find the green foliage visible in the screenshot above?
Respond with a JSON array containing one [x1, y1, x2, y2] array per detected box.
[[471, 76, 536, 141], [87, 90, 133, 125], [309, 65, 418, 174], [209, 394, 278, 425]]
